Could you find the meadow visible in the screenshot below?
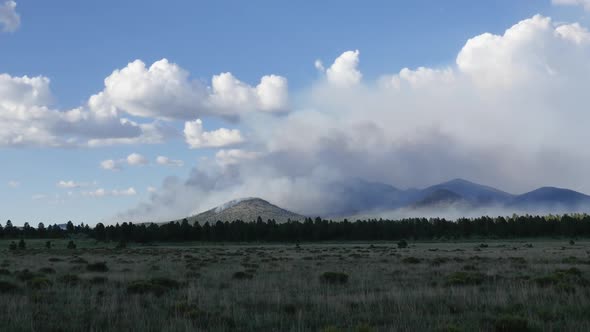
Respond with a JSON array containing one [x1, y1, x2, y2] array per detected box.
[[0, 239, 589, 331]]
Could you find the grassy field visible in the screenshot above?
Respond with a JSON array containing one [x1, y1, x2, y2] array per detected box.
[[0, 239, 589, 331]]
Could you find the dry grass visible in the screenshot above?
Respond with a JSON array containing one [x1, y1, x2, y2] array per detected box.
[[0, 239, 589, 331]]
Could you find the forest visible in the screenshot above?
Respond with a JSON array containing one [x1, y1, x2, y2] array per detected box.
[[2, 214, 590, 243]]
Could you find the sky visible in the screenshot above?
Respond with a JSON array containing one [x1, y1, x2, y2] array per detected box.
[[2, 0, 590, 225]]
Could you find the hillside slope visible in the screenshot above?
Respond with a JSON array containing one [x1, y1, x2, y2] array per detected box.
[[186, 198, 306, 224]]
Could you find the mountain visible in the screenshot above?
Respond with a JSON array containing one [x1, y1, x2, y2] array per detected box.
[[324, 179, 404, 216], [177, 180, 590, 223], [327, 178, 590, 216], [508, 187, 590, 211], [185, 198, 306, 224], [418, 178, 514, 206], [411, 189, 469, 209]]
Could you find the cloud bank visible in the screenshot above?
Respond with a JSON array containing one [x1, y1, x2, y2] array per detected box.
[[553, 0, 590, 11], [120, 15, 590, 222], [0, 59, 287, 148]]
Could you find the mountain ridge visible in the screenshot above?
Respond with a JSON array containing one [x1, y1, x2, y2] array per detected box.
[[175, 179, 590, 223]]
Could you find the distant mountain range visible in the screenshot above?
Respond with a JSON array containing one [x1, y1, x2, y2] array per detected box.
[[179, 178, 590, 223], [325, 178, 590, 217]]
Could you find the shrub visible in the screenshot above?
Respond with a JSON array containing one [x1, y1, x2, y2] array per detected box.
[[18, 239, 26, 250], [16, 269, 41, 282], [283, 304, 298, 315], [320, 327, 341, 332], [494, 314, 530, 332], [116, 240, 127, 249], [0, 280, 20, 293], [0, 268, 11, 275], [533, 275, 560, 287], [89, 276, 108, 284], [431, 257, 450, 266], [402, 257, 421, 264], [45, 241, 51, 249], [150, 277, 180, 289], [58, 274, 80, 285], [397, 240, 408, 249], [232, 271, 253, 280], [86, 262, 108, 272], [127, 281, 167, 296], [355, 324, 374, 332], [67, 241, 76, 249], [562, 256, 579, 264], [8, 241, 17, 250], [509, 257, 527, 265], [70, 257, 88, 264], [172, 301, 206, 320], [569, 240, 575, 245], [27, 277, 53, 290], [533, 267, 588, 291], [445, 271, 485, 286], [438, 325, 462, 332], [319, 272, 349, 285], [38, 267, 56, 274]]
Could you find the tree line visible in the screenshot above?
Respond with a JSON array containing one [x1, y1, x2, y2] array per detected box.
[[2, 214, 590, 243]]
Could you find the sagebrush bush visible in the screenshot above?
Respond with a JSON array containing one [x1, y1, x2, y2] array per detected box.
[[494, 314, 530, 332], [319, 272, 349, 285], [89, 276, 108, 284], [58, 274, 81, 285], [232, 271, 253, 280], [397, 240, 408, 248], [87, 262, 108, 272], [127, 280, 167, 296], [38, 267, 56, 274], [445, 271, 485, 286], [27, 277, 53, 290], [402, 257, 421, 264], [150, 277, 180, 289], [0, 280, 20, 293], [16, 269, 41, 281]]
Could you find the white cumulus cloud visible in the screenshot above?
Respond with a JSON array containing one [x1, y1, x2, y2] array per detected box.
[[325, 50, 362, 87], [57, 180, 94, 189], [100, 159, 119, 171], [126, 153, 148, 166], [0, 73, 157, 148], [156, 156, 184, 167], [215, 149, 261, 167], [90, 59, 289, 121], [553, 0, 590, 11], [184, 119, 244, 149], [83, 187, 136, 198], [0, 1, 20, 32]]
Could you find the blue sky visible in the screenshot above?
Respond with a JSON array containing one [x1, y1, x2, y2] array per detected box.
[[2, 0, 590, 225]]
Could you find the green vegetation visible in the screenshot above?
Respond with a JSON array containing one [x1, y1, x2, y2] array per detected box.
[[3, 214, 590, 244], [0, 238, 589, 331], [319, 271, 349, 285]]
